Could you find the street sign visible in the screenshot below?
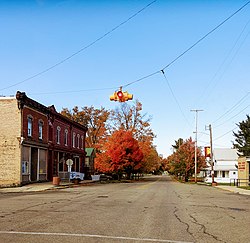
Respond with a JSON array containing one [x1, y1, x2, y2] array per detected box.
[[66, 159, 73, 172]]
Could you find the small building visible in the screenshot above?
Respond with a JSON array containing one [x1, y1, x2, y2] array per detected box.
[[0, 92, 49, 186], [237, 156, 250, 187], [0, 91, 87, 187], [84, 148, 96, 179], [205, 148, 238, 184]]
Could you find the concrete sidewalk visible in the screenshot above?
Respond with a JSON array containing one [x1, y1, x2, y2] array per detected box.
[[0, 180, 96, 193], [215, 185, 250, 196], [197, 182, 250, 196]]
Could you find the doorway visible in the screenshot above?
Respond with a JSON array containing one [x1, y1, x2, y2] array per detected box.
[[31, 148, 38, 181]]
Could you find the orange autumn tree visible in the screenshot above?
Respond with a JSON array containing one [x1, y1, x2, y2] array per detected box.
[[110, 101, 160, 173], [95, 129, 143, 179], [61, 106, 110, 151], [166, 137, 206, 181], [138, 139, 161, 173]]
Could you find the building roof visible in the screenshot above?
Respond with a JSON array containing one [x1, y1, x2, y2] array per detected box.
[[214, 164, 238, 171], [15, 91, 87, 131], [213, 148, 238, 161]]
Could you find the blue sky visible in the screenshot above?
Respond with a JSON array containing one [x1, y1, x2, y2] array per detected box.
[[0, 0, 249, 157]]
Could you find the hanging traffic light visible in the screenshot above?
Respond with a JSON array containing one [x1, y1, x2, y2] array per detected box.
[[109, 87, 133, 102], [122, 91, 133, 101], [117, 90, 124, 101], [110, 92, 118, 101]]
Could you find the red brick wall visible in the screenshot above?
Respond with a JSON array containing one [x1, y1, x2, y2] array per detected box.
[[22, 107, 48, 143], [52, 118, 86, 153], [53, 119, 70, 148]]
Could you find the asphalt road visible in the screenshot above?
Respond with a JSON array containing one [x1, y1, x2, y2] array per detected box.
[[0, 175, 249, 243]]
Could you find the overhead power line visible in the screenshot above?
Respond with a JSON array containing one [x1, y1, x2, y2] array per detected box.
[[196, 18, 250, 106], [213, 127, 237, 141], [3, 0, 249, 95], [161, 70, 192, 128], [212, 92, 250, 125], [123, 0, 250, 88], [161, 0, 250, 71], [0, 0, 157, 92], [214, 104, 250, 129]]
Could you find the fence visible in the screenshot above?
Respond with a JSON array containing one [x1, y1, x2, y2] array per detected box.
[[230, 179, 250, 187]]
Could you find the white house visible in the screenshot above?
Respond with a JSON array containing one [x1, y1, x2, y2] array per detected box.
[[205, 148, 238, 184]]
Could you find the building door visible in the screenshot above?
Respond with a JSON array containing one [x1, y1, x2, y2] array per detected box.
[[31, 148, 38, 181], [48, 150, 53, 181]]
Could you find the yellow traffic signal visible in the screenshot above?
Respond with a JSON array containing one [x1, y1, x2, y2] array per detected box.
[[110, 92, 118, 101], [117, 91, 124, 101], [122, 91, 133, 101], [109, 88, 133, 102]]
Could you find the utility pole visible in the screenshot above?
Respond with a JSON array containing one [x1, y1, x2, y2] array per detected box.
[[191, 109, 203, 183], [206, 124, 217, 186]]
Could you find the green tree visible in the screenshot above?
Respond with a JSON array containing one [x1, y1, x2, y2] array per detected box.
[[172, 138, 184, 151], [233, 114, 250, 156]]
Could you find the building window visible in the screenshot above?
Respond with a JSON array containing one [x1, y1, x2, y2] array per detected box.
[[81, 135, 84, 150], [64, 129, 68, 146], [38, 120, 43, 140], [49, 121, 53, 142], [77, 134, 80, 148], [72, 132, 76, 148], [56, 126, 61, 144], [22, 161, 29, 174], [222, 171, 229, 178], [27, 116, 33, 137]]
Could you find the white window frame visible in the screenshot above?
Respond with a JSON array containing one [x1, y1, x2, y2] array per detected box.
[[56, 126, 61, 144], [77, 134, 80, 149], [27, 116, 33, 137], [64, 129, 68, 146], [38, 120, 43, 140], [72, 132, 76, 148]]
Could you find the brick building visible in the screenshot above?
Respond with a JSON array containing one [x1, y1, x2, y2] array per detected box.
[[0, 92, 87, 187], [47, 105, 88, 181]]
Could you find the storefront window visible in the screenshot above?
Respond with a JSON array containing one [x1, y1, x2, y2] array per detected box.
[[22, 146, 30, 174], [22, 161, 29, 174]]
